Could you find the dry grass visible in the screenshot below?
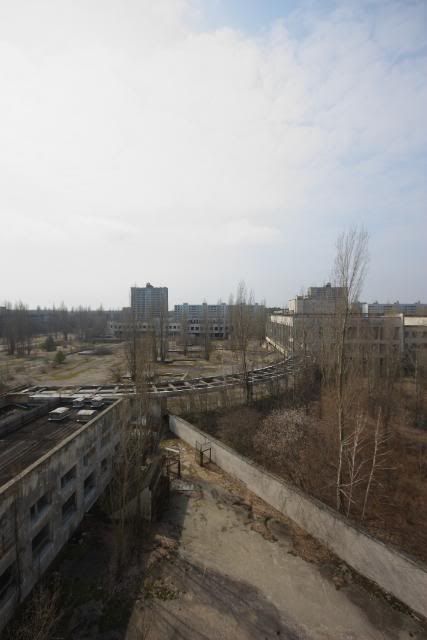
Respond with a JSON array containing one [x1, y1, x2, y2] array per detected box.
[[189, 384, 427, 564]]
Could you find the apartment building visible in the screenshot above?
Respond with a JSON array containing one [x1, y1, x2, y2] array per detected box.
[[0, 398, 121, 631], [363, 302, 427, 316], [267, 285, 427, 366], [287, 283, 363, 315], [174, 302, 230, 339], [130, 283, 168, 320]]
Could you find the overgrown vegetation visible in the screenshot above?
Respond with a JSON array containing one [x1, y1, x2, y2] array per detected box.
[[3, 576, 62, 640], [187, 356, 427, 563], [54, 349, 66, 365]]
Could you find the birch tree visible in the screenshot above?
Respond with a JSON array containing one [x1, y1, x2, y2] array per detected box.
[[332, 228, 369, 511]]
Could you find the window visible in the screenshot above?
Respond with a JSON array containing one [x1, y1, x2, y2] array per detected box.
[[84, 472, 96, 496], [30, 492, 50, 523], [61, 465, 76, 489], [0, 507, 14, 557], [101, 458, 108, 474], [0, 564, 16, 604], [101, 433, 111, 448], [32, 523, 50, 558], [62, 493, 77, 521], [83, 446, 96, 467]]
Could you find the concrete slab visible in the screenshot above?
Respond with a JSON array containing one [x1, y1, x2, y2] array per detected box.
[[127, 443, 426, 640]]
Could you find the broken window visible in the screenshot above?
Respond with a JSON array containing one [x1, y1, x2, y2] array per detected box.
[[32, 523, 50, 558], [61, 493, 77, 521], [30, 491, 51, 523], [61, 465, 77, 489], [84, 472, 96, 496], [0, 563, 16, 604]]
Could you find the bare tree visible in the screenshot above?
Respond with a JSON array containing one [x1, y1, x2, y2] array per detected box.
[[202, 301, 212, 361], [361, 408, 390, 521], [332, 228, 369, 511], [58, 303, 70, 341], [157, 290, 169, 363], [180, 306, 189, 356], [341, 410, 368, 518], [4, 577, 61, 640], [123, 307, 140, 381], [1, 302, 34, 356], [230, 282, 256, 403], [253, 299, 267, 345]]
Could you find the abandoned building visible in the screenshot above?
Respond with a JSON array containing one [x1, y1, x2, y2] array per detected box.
[[0, 392, 121, 630]]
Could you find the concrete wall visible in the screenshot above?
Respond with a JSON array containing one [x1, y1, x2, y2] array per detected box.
[[169, 415, 427, 619], [0, 401, 122, 631], [265, 336, 286, 355], [164, 379, 289, 417]]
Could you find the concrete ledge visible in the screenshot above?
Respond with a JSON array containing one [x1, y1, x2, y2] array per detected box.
[[169, 414, 427, 619]]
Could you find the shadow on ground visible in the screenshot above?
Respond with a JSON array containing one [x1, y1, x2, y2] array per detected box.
[[135, 557, 303, 640]]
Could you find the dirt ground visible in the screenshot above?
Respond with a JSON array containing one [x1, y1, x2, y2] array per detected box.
[[0, 342, 125, 387], [0, 340, 279, 389], [128, 440, 427, 640], [155, 342, 280, 382]]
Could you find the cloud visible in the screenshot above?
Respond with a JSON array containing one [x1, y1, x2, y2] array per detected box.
[[0, 0, 425, 306], [221, 219, 281, 246]]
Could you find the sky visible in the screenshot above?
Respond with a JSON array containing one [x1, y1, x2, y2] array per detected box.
[[0, 0, 426, 309]]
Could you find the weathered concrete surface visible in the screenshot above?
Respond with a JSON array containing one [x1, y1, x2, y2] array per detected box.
[[169, 415, 427, 620], [127, 442, 426, 640], [0, 401, 121, 632]]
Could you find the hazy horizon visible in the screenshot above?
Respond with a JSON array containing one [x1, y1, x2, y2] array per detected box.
[[1, 0, 426, 309]]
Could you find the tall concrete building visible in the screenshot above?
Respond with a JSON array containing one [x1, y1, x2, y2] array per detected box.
[[174, 302, 230, 339], [288, 283, 356, 315], [130, 283, 168, 320]]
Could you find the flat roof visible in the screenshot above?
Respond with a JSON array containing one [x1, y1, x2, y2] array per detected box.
[[0, 402, 113, 489], [404, 317, 427, 326]]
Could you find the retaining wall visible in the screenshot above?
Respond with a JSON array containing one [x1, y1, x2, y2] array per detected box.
[[169, 414, 427, 619]]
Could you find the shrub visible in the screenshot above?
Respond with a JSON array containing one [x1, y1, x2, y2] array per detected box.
[[43, 335, 56, 352], [217, 406, 261, 457], [253, 408, 313, 487], [54, 350, 66, 365]]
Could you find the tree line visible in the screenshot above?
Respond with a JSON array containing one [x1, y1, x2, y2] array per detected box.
[[0, 303, 111, 355]]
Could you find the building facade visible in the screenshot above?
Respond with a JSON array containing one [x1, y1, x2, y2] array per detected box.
[[363, 302, 427, 316], [267, 285, 427, 368], [287, 283, 364, 315], [130, 283, 168, 320], [107, 301, 230, 340], [0, 399, 121, 631], [107, 317, 230, 340], [174, 303, 228, 321]]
